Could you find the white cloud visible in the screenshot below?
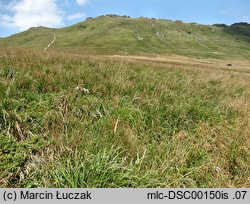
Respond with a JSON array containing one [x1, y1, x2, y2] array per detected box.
[[240, 16, 250, 23], [76, 0, 89, 6], [0, 0, 63, 31], [67, 12, 86, 21]]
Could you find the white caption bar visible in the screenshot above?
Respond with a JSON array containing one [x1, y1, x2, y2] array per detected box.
[[0, 189, 249, 204]]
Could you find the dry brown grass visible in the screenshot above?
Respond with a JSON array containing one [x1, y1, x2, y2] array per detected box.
[[107, 55, 250, 74]]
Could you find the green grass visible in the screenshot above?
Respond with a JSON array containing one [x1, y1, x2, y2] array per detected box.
[[0, 48, 249, 187], [0, 15, 250, 59], [0, 135, 46, 187]]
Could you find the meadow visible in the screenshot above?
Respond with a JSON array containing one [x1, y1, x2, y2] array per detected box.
[[0, 48, 249, 187]]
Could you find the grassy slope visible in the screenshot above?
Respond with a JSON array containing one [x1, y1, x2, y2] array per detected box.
[[0, 48, 249, 187], [0, 16, 250, 59]]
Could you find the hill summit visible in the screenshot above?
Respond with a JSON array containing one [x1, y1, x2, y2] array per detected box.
[[0, 15, 250, 59]]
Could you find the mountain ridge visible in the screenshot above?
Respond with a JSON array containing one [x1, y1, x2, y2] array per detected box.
[[1, 15, 250, 59]]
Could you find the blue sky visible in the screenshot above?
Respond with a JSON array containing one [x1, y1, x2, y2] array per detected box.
[[0, 0, 249, 37]]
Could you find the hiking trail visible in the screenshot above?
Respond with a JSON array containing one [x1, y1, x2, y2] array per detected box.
[[44, 33, 56, 51]]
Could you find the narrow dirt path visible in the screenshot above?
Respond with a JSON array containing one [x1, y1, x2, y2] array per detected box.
[[44, 33, 56, 52]]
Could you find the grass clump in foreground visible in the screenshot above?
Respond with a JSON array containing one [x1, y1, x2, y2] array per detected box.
[[0, 48, 249, 187]]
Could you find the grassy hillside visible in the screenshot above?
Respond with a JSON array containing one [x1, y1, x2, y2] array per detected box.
[[0, 48, 249, 187], [0, 15, 250, 59]]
